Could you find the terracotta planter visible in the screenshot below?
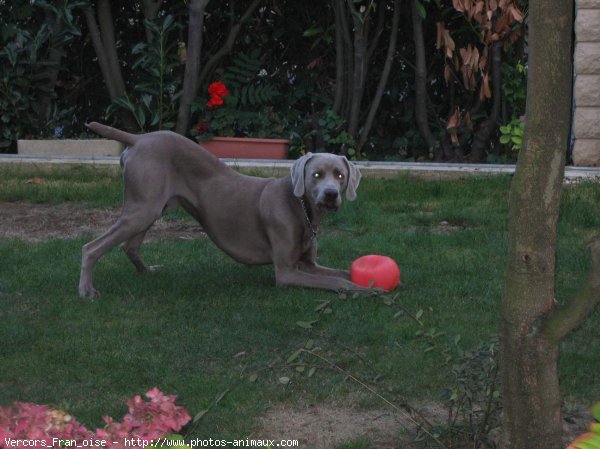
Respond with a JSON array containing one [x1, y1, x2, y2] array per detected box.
[[200, 136, 289, 159]]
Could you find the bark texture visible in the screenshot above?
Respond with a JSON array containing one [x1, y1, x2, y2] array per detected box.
[[84, 1, 137, 130], [470, 42, 502, 162], [346, 0, 369, 144], [498, 2, 596, 449], [358, 0, 401, 152], [175, 0, 210, 135], [328, 0, 405, 156], [411, 0, 437, 153], [197, 0, 261, 93]]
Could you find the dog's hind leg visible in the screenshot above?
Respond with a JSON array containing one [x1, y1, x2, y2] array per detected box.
[[122, 229, 155, 272], [79, 207, 162, 298]]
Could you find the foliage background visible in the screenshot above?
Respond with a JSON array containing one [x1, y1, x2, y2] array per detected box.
[[0, 0, 528, 162]]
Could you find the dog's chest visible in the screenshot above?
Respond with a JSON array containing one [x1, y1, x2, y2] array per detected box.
[[301, 229, 317, 257]]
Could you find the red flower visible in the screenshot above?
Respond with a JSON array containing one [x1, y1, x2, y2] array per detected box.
[[207, 95, 224, 109], [207, 81, 228, 109], [208, 81, 228, 98]]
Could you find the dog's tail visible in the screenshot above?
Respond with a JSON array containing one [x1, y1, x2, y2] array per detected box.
[[119, 147, 129, 169], [85, 122, 139, 147]]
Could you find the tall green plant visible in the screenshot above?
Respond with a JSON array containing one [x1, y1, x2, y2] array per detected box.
[[502, 60, 527, 117], [221, 51, 281, 109], [0, 0, 84, 151], [192, 50, 285, 139], [288, 109, 358, 159], [499, 117, 525, 153], [109, 15, 183, 131], [499, 61, 527, 154]]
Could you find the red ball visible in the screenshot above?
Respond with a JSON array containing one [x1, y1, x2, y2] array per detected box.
[[350, 255, 400, 291]]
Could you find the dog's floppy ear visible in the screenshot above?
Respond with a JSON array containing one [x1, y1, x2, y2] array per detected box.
[[291, 152, 314, 197], [342, 156, 361, 201]]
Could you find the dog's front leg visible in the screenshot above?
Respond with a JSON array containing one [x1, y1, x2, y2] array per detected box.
[[275, 265, 371, 293], [297, 260, 351, 280]]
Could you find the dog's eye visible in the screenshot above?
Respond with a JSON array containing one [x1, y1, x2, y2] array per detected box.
[[337, 173, 345, 180], [313, 172, 322, 179]]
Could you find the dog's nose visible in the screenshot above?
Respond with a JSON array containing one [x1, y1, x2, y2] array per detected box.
[[324, 189, 339, 201]]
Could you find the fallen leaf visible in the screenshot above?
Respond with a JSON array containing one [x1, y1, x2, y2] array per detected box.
[[286, 349, 303, 363], [296, 320, 318, 329]]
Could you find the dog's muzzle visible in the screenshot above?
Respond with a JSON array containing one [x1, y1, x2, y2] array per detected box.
[[318, 188, 341, 211]]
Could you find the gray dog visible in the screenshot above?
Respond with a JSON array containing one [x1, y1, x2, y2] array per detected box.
[[79, 122, 371, 298]]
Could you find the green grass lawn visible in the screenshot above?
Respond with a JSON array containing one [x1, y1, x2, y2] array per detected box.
[[0, 166, 598, 442]]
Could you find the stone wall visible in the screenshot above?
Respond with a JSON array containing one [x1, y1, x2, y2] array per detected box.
[[573, 0, 600, 166]]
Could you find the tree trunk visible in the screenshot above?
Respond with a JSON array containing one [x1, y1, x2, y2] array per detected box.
[[345, 0, 369, 148], [366, 0, 386, 62], [337, 0, 354, 120], [411, 0, 437, 154], [84, 7, 116, 98], [499, 1, 590, 448], [470, 42, 502, 162], [500, 293, 563, 448], [175, 0, 210, 135], [96, 0, 127, 100], [197, 0, 261, 91], [38, 12, 65, 124], [358, 0, 401, 152], [84, 2, 137, 131], [332, 0, 346, 115]]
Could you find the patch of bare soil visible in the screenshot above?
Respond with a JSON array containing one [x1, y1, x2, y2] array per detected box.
[[256, 403, 591, 449], [256, 404, 409, 449], [432, 220, 466, 234], [0, 202, 205, 241]]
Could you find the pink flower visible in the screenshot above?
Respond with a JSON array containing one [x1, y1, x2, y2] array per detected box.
[[0, 402, 94, 448], [0, 388, 190, 449]]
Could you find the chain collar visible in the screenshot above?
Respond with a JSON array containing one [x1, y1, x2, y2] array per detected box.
[[299, 197, 318, 240]]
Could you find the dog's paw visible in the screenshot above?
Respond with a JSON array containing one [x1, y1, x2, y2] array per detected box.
[[79, 285, 100, 299], [146, 264, 163, 272]]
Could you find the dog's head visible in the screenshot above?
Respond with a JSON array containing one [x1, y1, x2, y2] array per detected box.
[[291, 152, 361, 211]]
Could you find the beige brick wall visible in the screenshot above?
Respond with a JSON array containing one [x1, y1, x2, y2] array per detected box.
[[573, 3, 600, 166]]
